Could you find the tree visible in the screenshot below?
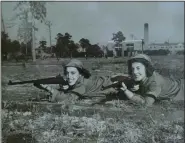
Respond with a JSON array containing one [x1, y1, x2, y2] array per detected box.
[[17, 10, 32, 55], [20, 42, 26, 54], [68, 40, 78, 58], [20, 40, 32, 56], [111, 31, 126, 57], [11, 40, 21, 53], [112, 31, 126, 45], [87, 44, 103, 57], [1, 32, 11, 60], [1, 31, 32, 61], [63, 32, 72, 56], [55, 33, 64, 58], [39, 40, 47, 51], [79, 38, 91, 58], [79, 38, 91, 50], [55, 32, 72, 58], [14, 1, 47, 62], [112, 31, 126, 51], [1, 32, 20, 54], [1, 32, 9, 54]]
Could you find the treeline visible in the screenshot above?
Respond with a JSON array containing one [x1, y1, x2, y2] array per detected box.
[[176, 50, 185, 55], [144, 49, 185, 55], [51, 33, 104, 58], [1, 31, 104, 61], [144, 49, 171, 55], [1, 32, 33, 61]]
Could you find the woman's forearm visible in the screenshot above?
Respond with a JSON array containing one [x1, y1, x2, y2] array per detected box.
[[123, 89, 145, 104]]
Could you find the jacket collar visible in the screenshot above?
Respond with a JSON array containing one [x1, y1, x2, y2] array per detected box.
[[71, 76, 85, 89]]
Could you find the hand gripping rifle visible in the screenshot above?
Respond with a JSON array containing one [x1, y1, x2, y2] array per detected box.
[[101, 75, 137, 90], [8, 74, 69, 92]]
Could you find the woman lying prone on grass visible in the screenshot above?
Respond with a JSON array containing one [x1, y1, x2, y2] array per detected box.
[[118, 54, 184, 106], [38, 59, 115, 102]]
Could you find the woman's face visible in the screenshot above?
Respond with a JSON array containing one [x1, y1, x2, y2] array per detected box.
[[131, 62, 147, 81], [66, 67, 81, 86]]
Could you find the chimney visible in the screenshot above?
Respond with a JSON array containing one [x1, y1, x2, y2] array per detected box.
[[144, 23, 149, 50]]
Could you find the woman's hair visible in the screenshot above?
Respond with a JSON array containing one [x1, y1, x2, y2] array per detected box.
[[64, 67, 91, 79], [127, 58, 155, 77]]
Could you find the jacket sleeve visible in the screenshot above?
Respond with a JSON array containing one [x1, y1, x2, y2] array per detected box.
[[49, 84, 86, 102], [48, 84, 61, 90], [123, 81, 160, 106], [145, 81, 162, 99], [85, 75, 118, 96], [130, 93, 155, 106], [129, 80, 162, 105]]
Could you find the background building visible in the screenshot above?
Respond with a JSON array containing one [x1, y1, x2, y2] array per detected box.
[[106, 22, 184, 57], [148, 42, 184, 54]]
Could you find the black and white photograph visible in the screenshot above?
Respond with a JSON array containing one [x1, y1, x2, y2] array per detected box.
[[1, 1, 184, 143]]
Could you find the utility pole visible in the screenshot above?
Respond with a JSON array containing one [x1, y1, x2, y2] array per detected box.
[[45, 21, 52, 53]]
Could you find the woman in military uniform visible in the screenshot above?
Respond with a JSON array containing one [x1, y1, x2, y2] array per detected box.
[[119, 54, 184, 106], [40, 59, 116, 102]]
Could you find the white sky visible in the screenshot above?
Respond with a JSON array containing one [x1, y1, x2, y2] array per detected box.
[[1, 2, 184, 46]]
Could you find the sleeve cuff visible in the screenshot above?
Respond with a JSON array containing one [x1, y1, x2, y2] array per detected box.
[[145, 93, 157, 100]]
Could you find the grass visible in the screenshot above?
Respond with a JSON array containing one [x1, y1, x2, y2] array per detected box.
[[2, 108, 184, 143], [2, 55, 184, 143]]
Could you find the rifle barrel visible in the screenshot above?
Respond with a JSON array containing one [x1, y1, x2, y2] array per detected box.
[[8, 77, 68, 85], [8, 79, 41, 85]]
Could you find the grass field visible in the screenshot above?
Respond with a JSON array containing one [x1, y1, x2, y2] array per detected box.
[[2, 55, 184, 143]]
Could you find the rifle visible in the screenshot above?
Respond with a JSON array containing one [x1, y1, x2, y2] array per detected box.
[[8, 74, 69, 92], [101, 75, 137, 90]]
